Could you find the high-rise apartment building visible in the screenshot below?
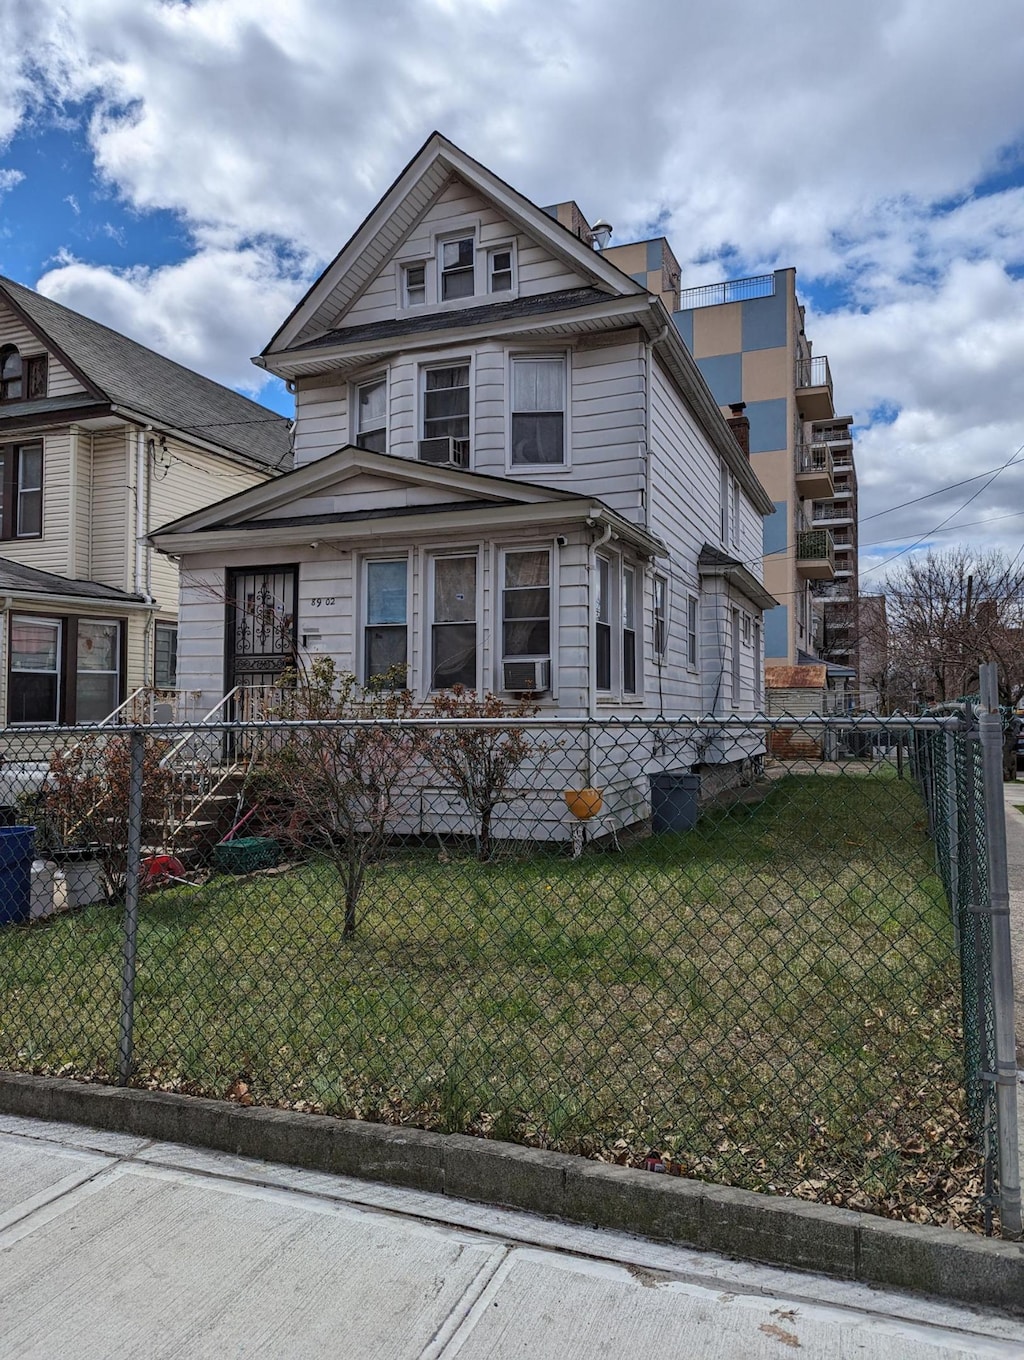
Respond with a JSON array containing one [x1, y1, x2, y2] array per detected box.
[[651, 267, 860, 696]]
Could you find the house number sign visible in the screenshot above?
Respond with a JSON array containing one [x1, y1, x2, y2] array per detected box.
[[309, 597, 336, 607]]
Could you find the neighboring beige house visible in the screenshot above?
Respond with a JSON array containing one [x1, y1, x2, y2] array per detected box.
[[152, 131, 777, 822], [0, 277, 291, 725], [669, 269, 861, 698]]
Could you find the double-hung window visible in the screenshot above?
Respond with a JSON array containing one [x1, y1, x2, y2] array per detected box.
[[622, 565, 637, 694], [595, 555, 612, 692], [753, 621, 762, 709], [440, 236, 475, 300], [423, 365, 470, 443], [155, 622, 178, 689], [403, 263, 426, 307], [431, 555, 477, 689], [510, 356, 565, 466], [502, 550, 550, 661], [365, 559, 408, 684], [355, 377, 387, 453], [9, 617, 60, 723], [731, 608, 742, 706], [720, 465, 730, 543], [76, 620, 121, 723], [8, 615, 123, 724], [0, 442, 43, 539], [653, 577, 668, 659], [731, 480, 741, 549], [488, 247, 513, 293], [687, 595, 698, 668]]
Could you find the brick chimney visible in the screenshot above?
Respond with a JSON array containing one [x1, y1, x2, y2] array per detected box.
[[727, 402, 750, 457]]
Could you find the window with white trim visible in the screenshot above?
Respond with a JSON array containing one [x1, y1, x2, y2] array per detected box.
[[510, 356, 566, 466], [720, 464, 729, 543], [687, 595, 698, 668], [595, 555, 612, 692], [502, 549, 550, 661], [622, 564, 637, 694], [154, 623, 178, 689], [653, 576, 668, 659], [731, 479, 741, 549], [9, 616, 60, 724], [355, 377, 387, 453], [76, 620, 120, 723], [403, 263, 426, 307], [365, 559, 408, 684], [742, 612, 752, 645], [440, 236, 475, 301], [753, 621, 762, 709], [731, 608, 741, 706], [431, 554, 477, 689], [423, 364, 470, 442], [488, 246, 513, 294]]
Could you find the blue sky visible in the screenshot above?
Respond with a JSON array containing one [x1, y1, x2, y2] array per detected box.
[[2, 0, 1024, 573]]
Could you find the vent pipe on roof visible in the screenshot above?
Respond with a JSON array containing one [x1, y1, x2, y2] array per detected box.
[[589, 220, 613, 251]]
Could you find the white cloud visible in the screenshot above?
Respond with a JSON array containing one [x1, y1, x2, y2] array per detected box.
[[36, 246, 303, 394], [3, 0, 1024, 575]]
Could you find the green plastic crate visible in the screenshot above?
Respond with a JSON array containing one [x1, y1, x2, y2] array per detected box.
[[212, 836, 279, 875]]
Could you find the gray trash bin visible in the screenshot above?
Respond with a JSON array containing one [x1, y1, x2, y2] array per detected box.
[[649, 772, 700, 832]]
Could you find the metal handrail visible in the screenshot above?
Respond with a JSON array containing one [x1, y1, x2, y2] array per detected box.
[[796, 355, 832, 390], [677, 273, 775, 311], [795, 443, 834, 477]]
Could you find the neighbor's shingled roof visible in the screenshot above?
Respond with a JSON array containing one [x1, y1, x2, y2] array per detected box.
[[0, 556, 145, 603], [0, 276, 292, 472]]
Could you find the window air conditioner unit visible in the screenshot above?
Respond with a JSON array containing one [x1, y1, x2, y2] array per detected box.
[[418, 436, 470, 468], [503, 658, 550, 694]]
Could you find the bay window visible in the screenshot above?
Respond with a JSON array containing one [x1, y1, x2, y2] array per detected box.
[[7, 614, 123, 724], [510, 356, 565, 466], [431, 554, 477, 689]]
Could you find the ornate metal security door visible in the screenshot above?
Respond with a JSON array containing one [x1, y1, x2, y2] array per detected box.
[[225, 566, 299, 706]]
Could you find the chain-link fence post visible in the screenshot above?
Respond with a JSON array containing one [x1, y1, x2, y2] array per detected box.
[[117, 726, 145, 1086], [978, 663, 1023, 1237]]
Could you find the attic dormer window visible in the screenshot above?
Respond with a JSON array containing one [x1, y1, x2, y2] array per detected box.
[[440, 236, 475, 301], [0, 346, 22, 401]]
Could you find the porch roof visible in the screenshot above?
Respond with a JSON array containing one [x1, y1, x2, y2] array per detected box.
[[0, 556, 148, 608]]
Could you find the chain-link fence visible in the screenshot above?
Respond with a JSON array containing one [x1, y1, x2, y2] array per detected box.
[[0, 689, 1019, 1236]]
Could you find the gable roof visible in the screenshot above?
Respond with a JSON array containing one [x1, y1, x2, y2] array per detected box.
[[0, 276, 292, 473], [263, 131, 646, 356], [149, 444, 668, 560]]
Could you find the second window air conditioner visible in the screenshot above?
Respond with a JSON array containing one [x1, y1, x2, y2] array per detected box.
[[502, 658, 551, 694], [418, 436, 470, 469]]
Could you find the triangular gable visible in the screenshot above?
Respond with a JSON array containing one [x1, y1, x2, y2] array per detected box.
[[0, 292, 101, 402], [150, 445, 587, 537], [264, 132, 646, 356]]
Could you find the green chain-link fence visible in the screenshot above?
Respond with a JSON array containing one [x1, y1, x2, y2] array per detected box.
[[0, 700, 1018, 1235]]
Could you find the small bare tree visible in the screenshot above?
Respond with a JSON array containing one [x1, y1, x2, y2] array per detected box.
[[261, 658, 421, 935], [425, 687, 542, 860]]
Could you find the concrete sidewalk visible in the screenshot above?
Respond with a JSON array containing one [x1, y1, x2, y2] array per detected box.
[[1, 1114, 1023, 1358]]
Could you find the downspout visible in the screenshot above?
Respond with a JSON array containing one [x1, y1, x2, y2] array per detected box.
[[135, 427, 155, 686]]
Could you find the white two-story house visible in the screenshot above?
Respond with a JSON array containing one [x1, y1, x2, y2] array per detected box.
[[0, 277, 291, 727], [151, 133, 776, 814]]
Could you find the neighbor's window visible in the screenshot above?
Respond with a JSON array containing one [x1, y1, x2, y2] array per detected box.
[[9, 616, 60, 724], [355, 377, 387, 453], [502, 550, 550, 660], [622, 564, 637, 694], [403, 263, 426, 307], [0, 346, 22, 401], [595, 555, 611, 691], [423, 364, 470, 442], [440, 236, 475, 301], [687, 595, 698, 668], [365, 559, 408, 683], [510, 356, 566, 466], [76, 620, 120, 723], [431, 554, 477, 688], [488, 246, 513, 293], [720, 465, 730, 543], [154, 622, 178, 689], [0, 442, 43, 539]]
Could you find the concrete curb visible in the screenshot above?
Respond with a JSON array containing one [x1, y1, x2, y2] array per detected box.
[[2, 1071, 1022, 1314]]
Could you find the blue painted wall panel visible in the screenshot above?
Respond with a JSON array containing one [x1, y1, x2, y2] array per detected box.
[[741, 271, 788, 351], [672, 310, 694, 351], [764, 605, 789, 658], [646, 239, 663, 272], [696, 352, 743, 406], [762, 501, 788, 554], [746, 397, 788, 453]]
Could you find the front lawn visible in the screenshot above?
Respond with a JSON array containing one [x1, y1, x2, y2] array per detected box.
[[0, 772, 977, 1227]]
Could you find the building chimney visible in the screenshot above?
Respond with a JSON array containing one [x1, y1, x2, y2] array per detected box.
[[727, 402, 750, 457]]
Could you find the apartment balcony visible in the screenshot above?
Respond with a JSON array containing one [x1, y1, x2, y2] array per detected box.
[[811, 421, 852, 447], [796, 527, 835, 580], [831, 451, 854, 473], [831, 529, 854, 547], [812, 580, 851, 602], [811, 502, 854, 528], [795, 442, 834, 499], [677, 272, 775, 311], [796, 354, 834, 421]]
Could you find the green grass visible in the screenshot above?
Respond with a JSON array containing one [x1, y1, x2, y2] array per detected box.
[[0, 772, 977, 1227]]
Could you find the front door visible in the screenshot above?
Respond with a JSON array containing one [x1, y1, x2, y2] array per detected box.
[[225, 567, 299, 719]]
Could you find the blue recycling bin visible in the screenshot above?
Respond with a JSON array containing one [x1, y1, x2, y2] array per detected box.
[[0, 825, 35, 926]]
